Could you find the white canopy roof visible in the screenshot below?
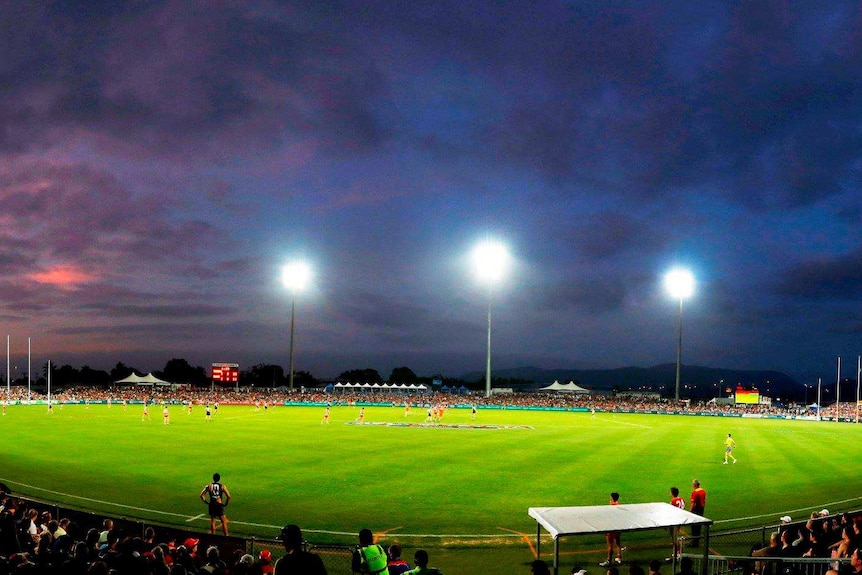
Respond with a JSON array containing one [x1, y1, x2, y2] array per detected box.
[[539, 380, 590, 393], [332, 382, 428, 390], [115, 372, 173, 386], [529, 502, 711, 539], [115, 373, 147, 384]]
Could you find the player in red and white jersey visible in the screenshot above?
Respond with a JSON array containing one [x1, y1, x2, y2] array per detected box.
[[669, 486, 686, 560], [601, 492, 624, 567]]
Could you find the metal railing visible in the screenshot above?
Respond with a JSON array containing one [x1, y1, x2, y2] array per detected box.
[[679, 512, 858, 575], [680, 554, 848, 575]]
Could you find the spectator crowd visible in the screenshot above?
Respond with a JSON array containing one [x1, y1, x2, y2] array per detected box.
[[4, 386, 859, 422], [0, 495, 453, 575], [4, 485, 861, 575]]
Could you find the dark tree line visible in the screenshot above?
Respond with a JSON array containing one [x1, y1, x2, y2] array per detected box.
[[1, 359, 528, 391], [15, 359, 212, 388]]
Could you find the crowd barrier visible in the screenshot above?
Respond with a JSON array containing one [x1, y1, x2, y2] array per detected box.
[[680, 512, 859, 575]]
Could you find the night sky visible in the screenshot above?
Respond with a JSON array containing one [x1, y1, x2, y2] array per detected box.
[[2, 2, 861, 383]]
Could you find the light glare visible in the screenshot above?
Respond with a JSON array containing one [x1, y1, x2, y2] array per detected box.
[[665, 268, 694, 299], [282, 262, 311, 291], [472, 241, 509, 282]]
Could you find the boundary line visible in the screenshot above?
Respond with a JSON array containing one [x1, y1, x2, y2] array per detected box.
[[4, 480, 862, 537], [713, 495, 862, 524]]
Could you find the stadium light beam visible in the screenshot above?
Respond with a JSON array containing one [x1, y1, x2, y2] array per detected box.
[[665, 269, 694, 402], [472, 241, 510, 399], [282, 262, 311, 392]]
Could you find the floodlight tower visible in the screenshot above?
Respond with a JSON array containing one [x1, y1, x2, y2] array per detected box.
[[282, 261, 311, 392], [665, 269, 694, 402], [472, 240, 510, 399]]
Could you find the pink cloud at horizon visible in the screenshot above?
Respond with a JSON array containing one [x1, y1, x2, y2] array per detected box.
[[28, 266, 97, 288]]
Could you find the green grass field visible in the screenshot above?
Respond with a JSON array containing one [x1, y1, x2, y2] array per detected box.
[[2, 403, 862, 573]]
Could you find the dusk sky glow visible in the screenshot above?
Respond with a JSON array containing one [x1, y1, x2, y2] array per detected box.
[[2, 2, 861, 383]]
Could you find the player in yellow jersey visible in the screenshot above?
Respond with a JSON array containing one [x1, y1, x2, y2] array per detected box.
[[723, 433, 737, 464]]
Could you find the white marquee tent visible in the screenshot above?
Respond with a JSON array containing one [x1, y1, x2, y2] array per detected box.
[[539, 380, 590, 393], [331, 382, 428, 391], [114, 372, 173, 386]]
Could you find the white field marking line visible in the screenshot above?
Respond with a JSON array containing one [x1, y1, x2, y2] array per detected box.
[[16, 475, 859, 538], [2, 479, 191, 519], [186, 513, 206, 523], [1, 477, 523, 538], [595, 417, 654, 429], [713, 495, 862, 524]]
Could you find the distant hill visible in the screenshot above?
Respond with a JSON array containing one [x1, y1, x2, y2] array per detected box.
[[460, 364, 801, 400]]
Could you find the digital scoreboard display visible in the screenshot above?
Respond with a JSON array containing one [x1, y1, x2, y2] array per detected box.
[[735, 386, 760, 404], [212, 363, 239, 383]]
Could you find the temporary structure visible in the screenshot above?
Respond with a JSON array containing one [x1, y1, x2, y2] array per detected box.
[[538, 380, 590, 393], [529, 502, 712, 575], [114, 372, 173, 386], [331, 382, 427, 391]]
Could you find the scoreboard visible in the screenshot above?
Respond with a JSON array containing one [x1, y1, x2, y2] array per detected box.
[[212, 363, 239, 383], [734, 386, 760, 404]]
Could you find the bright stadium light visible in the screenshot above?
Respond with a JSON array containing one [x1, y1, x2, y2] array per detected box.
[[472, 241, 509, 282], [282, 261, 312, 392], [472, 240, 510, 399], [282, 262, 311, 292], [665, 268, 694, 402]]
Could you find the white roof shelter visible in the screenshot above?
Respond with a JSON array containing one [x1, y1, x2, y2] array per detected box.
[[539, 380, 590, 393], [115, 372, 173, 386], [332, 382, 428, 391], [529, 503, 712, 575]]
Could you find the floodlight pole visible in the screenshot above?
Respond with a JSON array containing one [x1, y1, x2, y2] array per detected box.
[[836, 356, 841, 413], [856, 355, 860, 423], [288, 288, 297, 392], [674, 297, 683, 401], [282, 261, 310, 394], [665, 269, 693, 402], [485, 287, 492, 399], [817, 378, 822, 420], [471, 240, 508, 400]]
